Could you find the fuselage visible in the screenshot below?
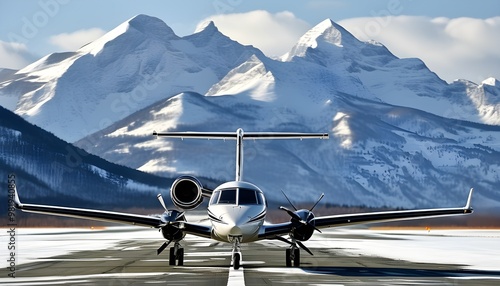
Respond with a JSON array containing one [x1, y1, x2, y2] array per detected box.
[[207, 181, 266, 243]]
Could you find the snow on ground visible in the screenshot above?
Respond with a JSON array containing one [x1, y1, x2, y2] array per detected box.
[[4, 227, 499, 272], [308, 228, 500, 271], [9, 227, 159, 266]]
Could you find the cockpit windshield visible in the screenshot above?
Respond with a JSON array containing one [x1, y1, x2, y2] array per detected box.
[[218, 189, 237, 204], [209, 188, 264, 205]]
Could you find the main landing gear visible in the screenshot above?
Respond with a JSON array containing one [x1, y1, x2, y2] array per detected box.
[[169, 242, 184, 266], [285, 240, 300, 267]]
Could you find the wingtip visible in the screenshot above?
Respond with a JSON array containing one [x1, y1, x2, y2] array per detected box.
[[13, 184, 22, 209], [465, 188, 474, 211]]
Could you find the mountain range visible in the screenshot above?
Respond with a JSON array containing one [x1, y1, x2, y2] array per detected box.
[[1, 15, 499, 210], [0, 105, 170, 216]]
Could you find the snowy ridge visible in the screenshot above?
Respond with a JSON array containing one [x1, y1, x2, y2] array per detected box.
[[1, 15, 499, 208], [1, 15, 263, 142]]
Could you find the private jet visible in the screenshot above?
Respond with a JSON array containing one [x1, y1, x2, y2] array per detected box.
[[13, 128, 474, 269]]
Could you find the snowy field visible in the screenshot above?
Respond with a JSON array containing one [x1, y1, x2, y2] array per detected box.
[[1, 227, 499, 285], [308, 228, 500, 271], [3, 227, 499, 270]]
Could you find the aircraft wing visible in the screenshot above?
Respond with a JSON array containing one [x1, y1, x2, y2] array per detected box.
[[259, 188, 474, 239], [13, 185, 213, 238], [313, 188, 474, 229], [13, 187, 163, 227]]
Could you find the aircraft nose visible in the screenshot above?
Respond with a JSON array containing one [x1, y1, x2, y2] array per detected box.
[[228, 224, 242, 236]]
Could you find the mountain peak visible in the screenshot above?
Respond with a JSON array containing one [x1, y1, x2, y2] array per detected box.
[[79, 14, 177, 55], [187, 20, 240, 49], [482, 77, 499, 87], [195, 21, 219, 34], [282, 19, 359, 61], [126, 14, 176, 37], [311, 19, 348, 46]]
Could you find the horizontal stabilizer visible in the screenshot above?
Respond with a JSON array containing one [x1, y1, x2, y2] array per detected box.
[[153, 129, 328, 140]]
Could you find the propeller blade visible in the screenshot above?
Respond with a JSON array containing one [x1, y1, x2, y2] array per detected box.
[[157, 194, 168, 211], [279, 206, 302, 221], [281, 190, 298, 211], [175, 211, 185, 221], [309, 193, 324, 212], [296, 241, 313, 256], [274, 235, 293, 246], [309, 223, 322, 233], [274, 236, 313, 256], [157, 240, 171, 255]]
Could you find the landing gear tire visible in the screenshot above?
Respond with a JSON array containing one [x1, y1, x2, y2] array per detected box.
[[293, 248, 300, 267], [233, 252, 241, 270], [169, 246, 184, 266], [285, 249, 292, 267], [286, 248, 300, 267], [177, 248, 184, 266], [169, 247, 176, 265]]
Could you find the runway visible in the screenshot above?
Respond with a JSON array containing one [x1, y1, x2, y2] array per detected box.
[[2, 227, 500, 285]]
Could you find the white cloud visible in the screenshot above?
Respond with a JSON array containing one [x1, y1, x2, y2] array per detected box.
[[338, 16, 500, 83], [195, 10, 311, 58], [49, 28, 106, 51], [0, 41, 37, 69]]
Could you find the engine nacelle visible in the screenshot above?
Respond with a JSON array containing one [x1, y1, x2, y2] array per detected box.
[[291, 209, 316, 241], [170, 176, 204, 210]]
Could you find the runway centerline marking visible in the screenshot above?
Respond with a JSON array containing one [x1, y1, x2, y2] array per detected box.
[[227, 266, 245, 286]]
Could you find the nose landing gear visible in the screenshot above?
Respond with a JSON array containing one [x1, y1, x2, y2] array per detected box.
[[230, 235, 242, 270]]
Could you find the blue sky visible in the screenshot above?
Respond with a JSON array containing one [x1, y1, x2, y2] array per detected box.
[[1, 0, 499, 83]]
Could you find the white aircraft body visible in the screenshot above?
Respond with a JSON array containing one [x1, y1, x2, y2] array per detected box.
[[14, 128, 474, 269]]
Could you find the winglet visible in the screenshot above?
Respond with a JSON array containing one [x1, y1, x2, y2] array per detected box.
[[13, 184, 23, 209], [464, 188, 474, 210]]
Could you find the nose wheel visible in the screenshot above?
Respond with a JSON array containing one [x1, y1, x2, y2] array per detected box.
[[230, 236, 242, 270], [169, 242, 184, 266], [232, 252, 241, 269]]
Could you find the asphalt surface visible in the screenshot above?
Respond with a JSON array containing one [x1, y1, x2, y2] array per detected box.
[[2, 227, 500, 285]]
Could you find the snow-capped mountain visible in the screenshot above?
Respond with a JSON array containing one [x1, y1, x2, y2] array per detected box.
[[0, 15, 263, 142], [77, 89, 500, 209], [1, 15, 499, 209]]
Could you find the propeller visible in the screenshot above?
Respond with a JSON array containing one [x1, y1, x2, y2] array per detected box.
[[309, 193, 324, 212], [274, 236, 313, 256], [157, 240, 172, 255], [279, 191, 324, 234], [281, 190, 298, 211], [156, 193, 184, 255], [279, 206, 302, 221], [157, 193, 168, 211]]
